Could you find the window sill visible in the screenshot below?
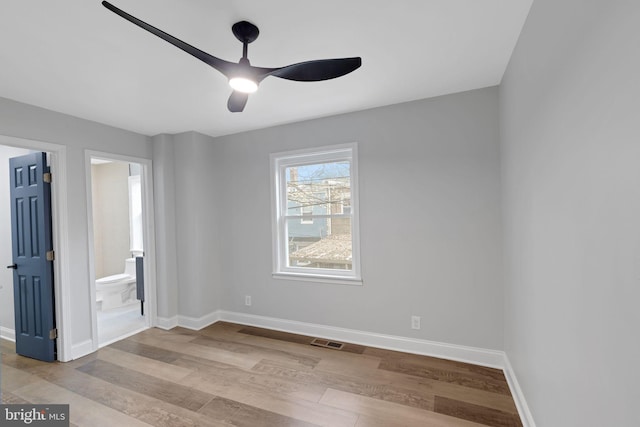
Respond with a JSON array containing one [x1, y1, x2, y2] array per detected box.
[[272, 272, 363, 286]]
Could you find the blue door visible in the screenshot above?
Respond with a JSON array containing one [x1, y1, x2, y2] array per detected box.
[[8, 152, 56, 361]]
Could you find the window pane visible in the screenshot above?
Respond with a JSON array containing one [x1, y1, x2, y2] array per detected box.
[[286, 161, 350, 216], [287, 217, 352, 271]]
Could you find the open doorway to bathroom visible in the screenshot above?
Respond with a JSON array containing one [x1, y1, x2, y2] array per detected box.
[[89, 156, 148, 347]]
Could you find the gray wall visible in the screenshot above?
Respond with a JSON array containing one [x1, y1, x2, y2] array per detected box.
[[153, 132, 225, 321], [173, 132, 224, 319], [0, 96, 151, 349], [204, 87, 503, 349], [152, 134, 179, 322], [500, 1, 640, 425], [1, 80, 502, 355], [0, 145, 35, 333]]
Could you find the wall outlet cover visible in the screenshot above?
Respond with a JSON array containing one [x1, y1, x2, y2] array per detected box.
[[411, 315, 421, 330]]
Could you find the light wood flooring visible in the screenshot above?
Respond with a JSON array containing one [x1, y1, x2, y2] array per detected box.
[[1, 322, 523, 426]]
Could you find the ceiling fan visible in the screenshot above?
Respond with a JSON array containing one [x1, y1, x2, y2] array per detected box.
[[102, 2, 362, 112]]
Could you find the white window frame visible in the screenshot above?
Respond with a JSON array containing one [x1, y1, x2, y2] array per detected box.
[[270, 143, 362, 285]]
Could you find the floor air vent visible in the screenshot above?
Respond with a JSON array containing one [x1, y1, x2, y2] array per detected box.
[[310, 338, 344, 350]]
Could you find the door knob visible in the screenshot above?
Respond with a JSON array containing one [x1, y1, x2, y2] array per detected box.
[[6, 264, 17, 269]]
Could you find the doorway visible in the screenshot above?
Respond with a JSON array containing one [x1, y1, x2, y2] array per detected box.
[[1, 137, 156, 360], [0, 135, 70, 361], [86, 153, 155, 347]]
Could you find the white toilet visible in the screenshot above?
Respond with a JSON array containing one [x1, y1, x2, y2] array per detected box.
[[96, 258, 137, 311]]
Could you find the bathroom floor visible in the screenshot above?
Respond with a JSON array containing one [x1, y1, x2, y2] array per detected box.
[[97, 303, 147, 347]]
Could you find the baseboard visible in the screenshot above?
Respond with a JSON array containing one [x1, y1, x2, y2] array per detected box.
[[156, 316, 179, 330], [177, 312, 221, 331], [70, 339, 93, 360], [217, 310, 505, 369], [156, 309, 504, 368], [156, 308, 536, 402], [0, 326, 15, 342], [156, 312, 221, 331], [503, 354, 536, 427]]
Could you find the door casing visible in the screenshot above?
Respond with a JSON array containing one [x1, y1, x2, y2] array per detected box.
[[84, 150, 157, 351]]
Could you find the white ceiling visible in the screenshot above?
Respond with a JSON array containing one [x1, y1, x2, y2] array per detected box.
[[0, 0, 532, 138]]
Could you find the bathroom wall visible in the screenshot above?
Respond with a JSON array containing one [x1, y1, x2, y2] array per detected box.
[[0, 145, 38, 334], [91, 161, 131, 278]]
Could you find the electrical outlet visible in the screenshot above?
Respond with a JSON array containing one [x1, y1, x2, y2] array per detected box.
[[245, 295, 252, 306], [411, 315, 421, 330]]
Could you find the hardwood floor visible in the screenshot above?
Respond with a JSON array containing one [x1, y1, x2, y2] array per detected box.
[[1, 323, 522, 426]]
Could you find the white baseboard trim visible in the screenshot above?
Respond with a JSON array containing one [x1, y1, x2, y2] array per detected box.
[[177, 312, 221, 331], [70, 339, 93, 360], [156, 316, 179, 330], [0, 326, 15, 342], [217, 310, 505, 369], [503, 354, 536, 427], [156, 312, 221, 331], [155, 309, 504, 368]]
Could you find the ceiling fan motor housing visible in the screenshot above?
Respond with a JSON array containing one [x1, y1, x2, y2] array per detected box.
[[232, 21, 260, 44]]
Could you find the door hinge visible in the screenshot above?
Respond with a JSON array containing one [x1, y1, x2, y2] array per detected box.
[[49, 328, 57, 340], [43, 172, 52, 183], [46, 250, 55, 261]]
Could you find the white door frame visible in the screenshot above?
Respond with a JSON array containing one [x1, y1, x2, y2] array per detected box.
[[85, 150, 157, 351], [0, 134, 71, 361]]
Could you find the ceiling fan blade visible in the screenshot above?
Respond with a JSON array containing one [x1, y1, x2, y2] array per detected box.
[[227, 91, 249, 112], [102, 1, 235, 76], [263, 57, 362, 82]]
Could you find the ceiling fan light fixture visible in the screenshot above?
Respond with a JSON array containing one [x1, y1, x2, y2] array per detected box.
[[102, 2, 362, 112], [229, 76, 258, 93]]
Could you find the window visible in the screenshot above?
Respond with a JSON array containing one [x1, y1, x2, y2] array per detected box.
[[271, 143, 361, 284]]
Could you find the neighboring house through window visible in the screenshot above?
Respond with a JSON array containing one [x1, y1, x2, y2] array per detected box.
[[270, 143, 361, 284]]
